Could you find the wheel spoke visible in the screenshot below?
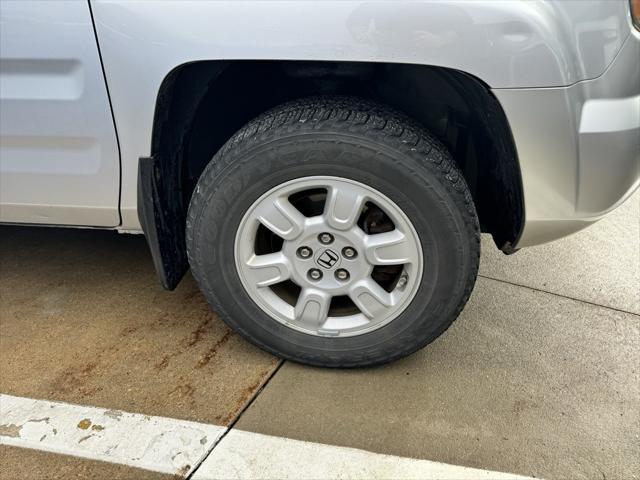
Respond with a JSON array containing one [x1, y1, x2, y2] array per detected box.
[[255, 197, 305, 240], [324, 184, 366, 231], [245, 252, 292, 287], [294, 288, 331, 329], [349, 278, 393, 319], [363, 230, 419, 266]]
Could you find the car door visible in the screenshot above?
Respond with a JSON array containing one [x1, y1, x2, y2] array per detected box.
[[0, 0, 120, 226]]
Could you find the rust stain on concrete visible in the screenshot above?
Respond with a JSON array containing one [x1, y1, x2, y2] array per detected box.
[[218, 361, 280, 425], [196, 329, 233, 368], [185, 318, 211, 347], [53, 361, 102, 398], [77, 418, 92, 430], [154, 355, 170, 371]]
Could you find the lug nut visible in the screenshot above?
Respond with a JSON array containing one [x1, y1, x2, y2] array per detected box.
[[335, 269, 350, 281], [318, 232, 334, 245], [297, 246, 313, 259], [308, 268, 323, 281], [342, 247, 357, 259]]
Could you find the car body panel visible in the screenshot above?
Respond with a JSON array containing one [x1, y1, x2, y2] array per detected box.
[[0, 0, 120, 226], [494, 30, 640, 247], [89, 0, 632, 234], [0, 1, 637, 251]]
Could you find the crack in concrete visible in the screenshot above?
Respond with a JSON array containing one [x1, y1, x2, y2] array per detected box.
[[479, 274, 640, 317], [185, 359, 286, 480]]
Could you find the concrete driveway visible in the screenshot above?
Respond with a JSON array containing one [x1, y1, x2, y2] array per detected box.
[[1, 193, 638, 479]]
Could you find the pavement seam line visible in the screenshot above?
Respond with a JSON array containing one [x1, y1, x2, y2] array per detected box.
[[185, 358, 286, 480], [478, 274, 640, 317]]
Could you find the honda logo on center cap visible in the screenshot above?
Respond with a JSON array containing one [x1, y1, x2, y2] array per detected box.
[[317, 249, 339, 269]]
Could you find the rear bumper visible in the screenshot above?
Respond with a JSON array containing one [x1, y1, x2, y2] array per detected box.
[[493, 30, 640, 248]]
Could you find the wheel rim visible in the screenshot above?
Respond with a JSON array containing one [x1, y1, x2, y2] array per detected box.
[[234, 176, 423, 337]]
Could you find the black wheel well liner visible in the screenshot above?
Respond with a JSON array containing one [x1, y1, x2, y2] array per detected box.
[[139, 60, 524, 289]]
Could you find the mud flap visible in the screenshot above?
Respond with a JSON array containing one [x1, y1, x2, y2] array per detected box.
[[137, 156, 188, 290]]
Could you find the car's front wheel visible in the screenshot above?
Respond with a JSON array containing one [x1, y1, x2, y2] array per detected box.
[[186, 96, 479, 367]]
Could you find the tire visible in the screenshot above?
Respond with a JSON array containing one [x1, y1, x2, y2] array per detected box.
[[186, 96, 479, 367]]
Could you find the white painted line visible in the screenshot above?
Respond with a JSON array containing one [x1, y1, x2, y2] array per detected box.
[[1, 393, 536, 479], [0, 394, 225, 476], [194, 429, 535, 480]]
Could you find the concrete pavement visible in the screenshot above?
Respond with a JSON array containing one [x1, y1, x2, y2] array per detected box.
[[480, 190, 639, 314], [1, 193, 638, 479], [236, 194, 640, 479], [0, 226, 279, 426], [236, 277, 639, 479], [1, 445, 168, 480]]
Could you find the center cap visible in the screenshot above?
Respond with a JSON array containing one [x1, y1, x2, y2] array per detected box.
[[316, 248, 340, 269]]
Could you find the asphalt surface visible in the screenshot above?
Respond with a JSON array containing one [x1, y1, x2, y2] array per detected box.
[[0, 192, 638, 479]]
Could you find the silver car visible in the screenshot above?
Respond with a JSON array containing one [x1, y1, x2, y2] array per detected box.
[[1, 0, 638, 366]]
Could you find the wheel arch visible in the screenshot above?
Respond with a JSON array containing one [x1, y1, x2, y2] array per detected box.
[[140, 60, 523, 289]]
